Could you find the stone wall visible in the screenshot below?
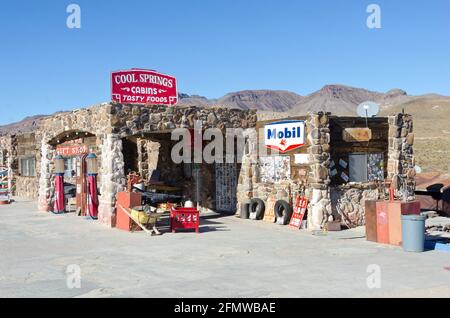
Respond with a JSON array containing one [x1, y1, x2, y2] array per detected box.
[[15, 133, 39, 199], [15, 177, 38, 199], [330, 184, 379, 227], [0, 135, 15, 196]]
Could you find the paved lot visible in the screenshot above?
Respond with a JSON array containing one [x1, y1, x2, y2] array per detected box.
[[0, 199, 449, 298]]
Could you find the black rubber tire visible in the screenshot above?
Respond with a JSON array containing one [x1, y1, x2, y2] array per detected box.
[[274, 200, 293, 225], [249, 198, 265, 220]]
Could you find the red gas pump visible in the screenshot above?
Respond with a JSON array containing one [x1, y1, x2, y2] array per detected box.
[[53, 155, 65, 214], [86, 153, 99, 219]]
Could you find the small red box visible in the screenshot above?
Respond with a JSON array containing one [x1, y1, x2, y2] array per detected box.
[[170, 207, 200, 233], [387, 201, 421, 246], [116, 192, 142, 232], [375, 201, 390, 244]]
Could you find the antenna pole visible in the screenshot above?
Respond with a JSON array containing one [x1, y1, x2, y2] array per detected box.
[[365, 109, 368, 128]]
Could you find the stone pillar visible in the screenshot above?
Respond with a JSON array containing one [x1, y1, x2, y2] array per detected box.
[[7, 150, 13, 198], [388, 113, 415, 200], [306, 113, 332, 230], [37, 136, 56, 211], [235, 128, 257, 215], [98, 134, 126, 227]]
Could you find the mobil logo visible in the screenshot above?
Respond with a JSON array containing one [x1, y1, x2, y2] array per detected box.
[[264, 120, 306, 153]]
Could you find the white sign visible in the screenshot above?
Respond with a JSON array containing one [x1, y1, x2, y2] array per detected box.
[[294, 154, 309, 164], [264, 120, 306, 153]]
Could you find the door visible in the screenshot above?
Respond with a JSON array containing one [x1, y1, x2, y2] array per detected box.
[[215, 163, 238, 213]]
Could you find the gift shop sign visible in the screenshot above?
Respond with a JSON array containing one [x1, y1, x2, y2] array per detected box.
[[111, 69, 178, 106], [264, 120, 306, 153], [56, 144, 89, 156]]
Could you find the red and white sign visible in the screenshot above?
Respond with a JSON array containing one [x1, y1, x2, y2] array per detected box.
[[289, 195, 308, 229], [56, 144, 89, 156], [264, 120, 305, 153], [111, 69, 178, 106]]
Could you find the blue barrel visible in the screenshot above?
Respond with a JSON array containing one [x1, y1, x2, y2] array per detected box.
[[401, 215, 426, 252]]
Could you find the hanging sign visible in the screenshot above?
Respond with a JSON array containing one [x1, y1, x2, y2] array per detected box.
[[343, 128, 372, 142], [56, 144, 89, 156], [264, 120, 305, 153], [111, 69, 178, 106]]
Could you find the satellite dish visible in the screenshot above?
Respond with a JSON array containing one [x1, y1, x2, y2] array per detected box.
[[357, 101, 380, 118], [414, 165, 422, 174]]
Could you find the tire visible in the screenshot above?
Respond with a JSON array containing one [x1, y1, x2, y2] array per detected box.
[[274, 200, 292, 225], [249, 198, 265, 220]]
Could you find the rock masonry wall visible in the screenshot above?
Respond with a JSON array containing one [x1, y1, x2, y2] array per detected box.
[[236, 112, 415, 230], [35, 103, 256, 226], [304, 113, 332, 230], [387, 113, 416, 199]]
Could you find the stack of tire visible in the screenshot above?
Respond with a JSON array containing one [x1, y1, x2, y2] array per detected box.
[[245, 198, 293, 225]]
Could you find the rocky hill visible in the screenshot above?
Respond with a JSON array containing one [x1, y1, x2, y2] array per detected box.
[[0, 115, 49, 136], [1, 86, 448, 173], [179, 90, 302, 112]]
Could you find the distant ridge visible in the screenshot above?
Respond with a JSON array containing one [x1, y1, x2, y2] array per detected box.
[[1, 85, 448, 136]]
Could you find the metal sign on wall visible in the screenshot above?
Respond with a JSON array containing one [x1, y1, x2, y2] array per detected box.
[[111, 69, 178, 106], [342, 127, 372, 142], [264, 120, 306, 153]]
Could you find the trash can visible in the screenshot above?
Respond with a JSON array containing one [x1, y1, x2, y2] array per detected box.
[[240, 202, 250, 219], [401, 215, 426, 252]]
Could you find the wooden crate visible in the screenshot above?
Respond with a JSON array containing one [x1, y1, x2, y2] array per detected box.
[[263, 197, 276, 223]]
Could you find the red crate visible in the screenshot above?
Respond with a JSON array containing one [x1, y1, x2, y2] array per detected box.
[[170, 207, 200, 233]]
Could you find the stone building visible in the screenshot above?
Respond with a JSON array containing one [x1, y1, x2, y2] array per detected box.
[[0, 102, 414, 232], [30, 103, 256, 227], [0, 133, 39, 199], [236, 112, 415, 230]]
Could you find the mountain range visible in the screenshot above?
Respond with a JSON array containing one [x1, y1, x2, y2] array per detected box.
[[178, 84, 447, 116], [1, 84, 448, 173]]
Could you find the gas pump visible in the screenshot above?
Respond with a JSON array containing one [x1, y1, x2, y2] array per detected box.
[[86, 153, 99, 219], [53, 155, 65, 214]]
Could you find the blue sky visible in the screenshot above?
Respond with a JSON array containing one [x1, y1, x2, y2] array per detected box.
[[0, 0, 449, 125]]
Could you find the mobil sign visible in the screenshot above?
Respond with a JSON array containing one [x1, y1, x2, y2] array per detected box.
[[264, 120, 306, 153], [111, 69, 178, 106]]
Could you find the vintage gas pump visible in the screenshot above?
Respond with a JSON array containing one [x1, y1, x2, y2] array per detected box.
[[53, 155, 65, 214], [86, 153, 99, 219]]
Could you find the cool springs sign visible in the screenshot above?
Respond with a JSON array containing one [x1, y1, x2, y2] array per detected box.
[[111, 69, 178, 106], [264, 120, 306, 153]]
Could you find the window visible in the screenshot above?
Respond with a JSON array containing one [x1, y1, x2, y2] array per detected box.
[[20, 157, 36, 177], [64, 157, 77, 178], [349, 154, 368, 182], [348, 153, 384, 182]]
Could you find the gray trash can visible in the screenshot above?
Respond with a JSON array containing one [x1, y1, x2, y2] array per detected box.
[[401, 215, 426, 252]]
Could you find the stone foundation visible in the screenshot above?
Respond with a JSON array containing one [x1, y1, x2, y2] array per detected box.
[[330, 184, 379, 227]]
